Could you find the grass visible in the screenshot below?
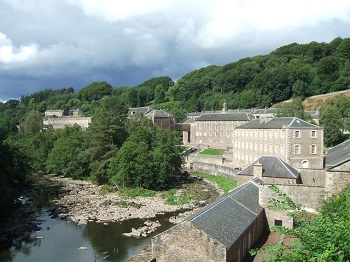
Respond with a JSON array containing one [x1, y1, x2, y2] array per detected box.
[[194, 172, 237, 195], [161, 188, 189, 205], [199, 149, 224, 156]]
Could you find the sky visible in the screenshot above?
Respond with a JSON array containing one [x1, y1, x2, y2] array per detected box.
[[1, 0, 350, 101]]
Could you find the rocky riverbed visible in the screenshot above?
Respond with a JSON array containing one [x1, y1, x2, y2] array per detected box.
[[46, 174, 221, 226]]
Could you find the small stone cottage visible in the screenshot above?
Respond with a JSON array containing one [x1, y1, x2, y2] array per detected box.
[[152, 179, 268, 262]]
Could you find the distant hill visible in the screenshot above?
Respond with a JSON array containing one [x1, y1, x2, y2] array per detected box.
[[302, 89, 350, 110]]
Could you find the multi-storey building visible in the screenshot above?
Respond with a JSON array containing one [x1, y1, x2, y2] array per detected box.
[[232, 117, 324, 170], [182, 111, 254, 149], [43, 109, 91, 129]]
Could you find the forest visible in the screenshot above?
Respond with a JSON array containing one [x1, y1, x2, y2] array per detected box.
[[1, 37, 350, 219]]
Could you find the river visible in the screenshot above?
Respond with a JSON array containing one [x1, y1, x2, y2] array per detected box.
[[0, 175, 218, 262], [0, 205, 178, 262]]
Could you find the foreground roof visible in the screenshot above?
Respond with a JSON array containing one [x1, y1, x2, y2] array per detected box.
[[187, 180, 263, 248], [325, 140, 350, 168], [238, 156, 299, 179], [195, 112, 254, 122], [236, 117, 321, 129]]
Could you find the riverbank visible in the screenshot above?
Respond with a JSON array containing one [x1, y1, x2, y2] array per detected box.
[[47, 174, 221, 226]]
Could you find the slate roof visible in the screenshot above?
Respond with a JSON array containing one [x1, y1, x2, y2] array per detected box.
[[195, 112, 254, 122], [325, 139, 350, 168], [187, 181, 263, 248], [144, 109, 173, 118], [238, 156, 300, 179], [236, 117, 321, 129], [128, 107, 152, 116]]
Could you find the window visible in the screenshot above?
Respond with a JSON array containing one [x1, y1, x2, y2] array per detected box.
[[281, 144, 285, 153], [275, 143, 278, 153], [281, 130, 285, 138], [311, 130, 317, 138], [275, 220, 283, 226], [295, 144, 301, 154], [295, 130, 300, 138], [311, 144, 317, 154]]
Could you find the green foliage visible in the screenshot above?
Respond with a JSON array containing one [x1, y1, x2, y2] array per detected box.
[[199, 149, 224, 156], [46, 125, 87, 178], [319, 96, 350, 146], [78, 82, 113, 101], [161, 189, 189, 205], [276, 97, 312, 121], [0, 140, 30, 218], [21, 110, 43, 136], [108, 124, 183, 189], [193, 172, 237, 195], [254, 185, 350, 261]]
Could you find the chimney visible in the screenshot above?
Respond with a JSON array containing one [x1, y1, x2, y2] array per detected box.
[[253, 161, 263, 178]]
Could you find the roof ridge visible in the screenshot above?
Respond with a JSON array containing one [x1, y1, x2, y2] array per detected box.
[[277, 157, 298, 178]]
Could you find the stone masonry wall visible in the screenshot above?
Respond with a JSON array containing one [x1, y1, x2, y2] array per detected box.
[[189, 162, 237, 179], [258, 184, 325, 228], [325, 161, 350, 195], [298, 169, 326, 187], [152, 221, 226, 262]]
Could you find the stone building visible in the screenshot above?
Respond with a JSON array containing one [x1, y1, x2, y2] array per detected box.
[[128, 107, 175, 130], [181, 111, 254, 149], [325, 140, 350, 195], [43, 109, 91, 129], [232, 117, 324, 170], [237, 156, 302, 185], [152, 179, 268, 262]]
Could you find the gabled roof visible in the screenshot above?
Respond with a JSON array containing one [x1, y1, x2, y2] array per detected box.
[[238, 156, 299, 179], [187, 181, 263, 248], [195, 112, 254, 122], [236, 117, 321, 129], [144, 109, 173, 118], [128, 107, 152, 116], [325, 140, 350, 168]]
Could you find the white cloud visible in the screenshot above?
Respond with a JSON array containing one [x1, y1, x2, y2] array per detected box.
[[0, 32, 38, 66], [67, 0, 172, 22]]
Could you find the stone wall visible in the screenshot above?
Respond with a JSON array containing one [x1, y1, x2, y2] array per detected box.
[[189, 162, 237, 179], [258, 183, 325, 227], [299, 169, 326, 187], [152, 221, 226, 262], [187, 155, 225, 165], [325, 161, 350, 195]]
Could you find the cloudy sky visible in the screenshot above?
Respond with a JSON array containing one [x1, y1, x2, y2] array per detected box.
[[1, 0, 350, 101]]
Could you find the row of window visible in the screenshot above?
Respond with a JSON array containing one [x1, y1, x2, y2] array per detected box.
[[234, 129, 318, 139], [234, 141, 318, 155], [198, 123, 238, 130]]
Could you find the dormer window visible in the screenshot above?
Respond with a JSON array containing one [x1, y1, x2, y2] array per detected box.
[[295, 130, 300, 138]]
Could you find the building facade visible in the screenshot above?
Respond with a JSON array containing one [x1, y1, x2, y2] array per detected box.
[[232, 117, 324, 170], [182, 112, 254, 149], [43, 109, 91, 129]]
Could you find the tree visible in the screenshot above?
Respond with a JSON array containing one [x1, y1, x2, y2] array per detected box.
[[108, 125, 183, 189], [21, 110, 43, 136], [82, 96, 128, 183], [78, 82, 113, 101], [277, 98, 312, 121], [320, 104, 344, 147], [46, 125, 87, 178]]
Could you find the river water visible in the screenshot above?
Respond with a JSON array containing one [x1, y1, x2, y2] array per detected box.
[[0, 208, 177, 262]]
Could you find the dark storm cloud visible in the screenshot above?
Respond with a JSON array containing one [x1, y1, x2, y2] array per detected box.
[[1, 0, 350, 101]]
